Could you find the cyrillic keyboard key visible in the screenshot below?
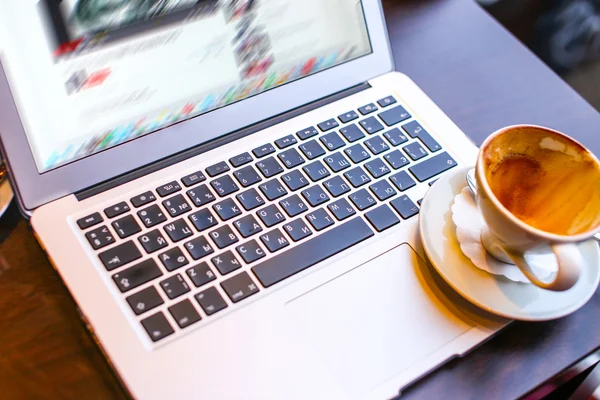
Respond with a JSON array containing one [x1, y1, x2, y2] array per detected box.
[[130, 191, 156, 208], [210, 175, 239, 197], [301, 185, 330, 207], [275, 135, 298, 149], [320, 132, 346, 151], [349, 189, 377, 211], [209, 225, 239, 249], [236, 240, 266, 263], [237, 188, 266, 210], [344, 166, 371, 188], [112, 258, 163, 293], [281, 170, 309, 191], [364, 136, 390, 155], [257, 204, 286, 227], [328, 198, 356, 221], [233, 165, 262, 187], [338, 110, 359, 123], [85, 226, 115, 250], [299, 140, 326, 160], [378, 105, 411, 126], [104, 202, 130, 219], [99, 241, 142, 271], [403, 142, 428, 161], [317, 118, 339, 132], [229, 152, 253, 168], [323, 152, 351, 172], [365, 204, 400, 232], [158, 247, 189, 271], [168, 299, 201, 329], [303, 160, 331, 182], [156, 181, 181, 197], [344, 143, 370, 164], [233, 214, 263, 238], [221, 272, 260, 303], [141, 312, 174, 342], [339, 124, 365, 143], [252, 217, 374, 287], [385, 150, 411, 170], [163, 218, 194, 242], [252, 143, 276, 158], [391, 195, 420, 219], [260, 229, 290, 253], [138, 230, 168, 254], [186, 184, 216, 207], [189, 208, 218, 231], [369, 180, 397, 201], [358, 103, 378, 115], [206, 161, 230, 177], [283, 219, 313, 242], [306, 208, 334, 231], [296, 126, 319, 140], [137, 204, 167, 228], [77, 212, 103, 229], [160, 274, 190, 300], [186, 262, 217, 287], [383, 128, 409, 146], [278, 148, 305, 168], [279, 194, 308, 217], [258, 179, 288, 201], [408, 152, 457, 182], [184, 236, 214, 260], [211, 251, 242, 276], [390, 171, 416, 191], [364, 158, 391, 179], [256, 157, 284, 178], [323, 176, 351, 197], [181, 171, 206, 187], [195, 287, 228, 316], [377, 96, 397, 108], [162, 194, 192, 217]]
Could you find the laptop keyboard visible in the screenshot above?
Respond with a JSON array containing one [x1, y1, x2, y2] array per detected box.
[[75, 95, 458, 344]]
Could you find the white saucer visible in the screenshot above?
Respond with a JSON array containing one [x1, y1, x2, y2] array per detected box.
[[419, 166, 600, 321]]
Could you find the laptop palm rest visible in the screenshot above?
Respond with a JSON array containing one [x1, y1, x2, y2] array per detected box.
[[285, 243, 475, 397]]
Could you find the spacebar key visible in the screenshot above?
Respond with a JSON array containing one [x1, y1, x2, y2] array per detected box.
[[252, 217, 374, 288]]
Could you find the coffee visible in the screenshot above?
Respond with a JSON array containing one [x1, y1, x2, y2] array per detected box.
[[483, 127, 600, 236]]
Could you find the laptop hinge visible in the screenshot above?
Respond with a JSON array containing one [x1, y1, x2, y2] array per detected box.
[[75, 81, 371, 201]]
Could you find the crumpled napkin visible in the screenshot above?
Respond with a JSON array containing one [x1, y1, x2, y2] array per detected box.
[[451, 188, 558, 283]]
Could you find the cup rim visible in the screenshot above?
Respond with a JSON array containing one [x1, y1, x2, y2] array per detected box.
[[476, 124, 600, 242]]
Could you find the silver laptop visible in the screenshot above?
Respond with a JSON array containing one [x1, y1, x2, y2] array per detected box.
[[0, 1, 506, 398]]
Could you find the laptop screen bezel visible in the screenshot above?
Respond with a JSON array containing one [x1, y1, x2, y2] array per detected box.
[[0, 0, 393, 212]]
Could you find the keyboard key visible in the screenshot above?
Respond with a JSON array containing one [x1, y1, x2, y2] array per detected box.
[[162, 194, 192, 217], [403, 142, 428, 160], [359, 117, 384, 134], [252, 217, 374, 287], [378, 105, 411, 126], [233, 214, 263, 238], [409, 152, 457, 182], [365, 204, 401, 232], [209, 225, 239, 249], [189, 208, 218, 232], [323, 176, 351, 197], [377, 96, 397, 108], [206, 161, 230, 177], [328, 198, 356, 221], [112, 215, 141, 238], [339, 124, 365, 142], [279, 194, 308, 217], [385, 150, 411, 170], [358, 103, 378, 115], [275, 135, 298, 149], [157, 181, 181, 197], [390, 171, 417, 191], [112, 259, 163, 293], [283, 219, 313, 242], [306, 208, 334, 231], [344, 166, 371, 188], [77, 212, 103, 229], [168, 299, 201, 329], [301, 185, 330, 207], [317, 118, 339, 132], [281, 170, 309, 191], [229, 152, 253, 168], [221, 272, 260, 303], [138, 230, 168, 253], [186, 262, 217, 287], [141, 312, 174, 342], [402, 120, 426, 138], [278, 148, 305, 169], [237, 188, 266, 210], [252, 143, 276, 158], [391, 195, 420, 219], [85, 226, 115, 250], [210, 175, 240, 197], [99, 241, 142, 271], [163, 219, 194, 242], [181, 171, 206, 187], [260, 229, 290, 252], [160, 274, 190, 300], [256, 157, 284, 178], [364, 136, 390, 155], [402, 122, 442, 152], [297, 126, 319, 140], [320, 131, 346, 151], [338, 110, 359, 123], [258, 178, 288, 201], [236, 240, 266, 263], [303, 160, 331, 182], [349, 189, 377, 211], [233, 165, 262, 187], [130, 192, 156, 208], [364, 158, 391, 179], [299, 140, 326, 160], [186, 184, 216, 207], [195, 287, 228, 316], [127, 286, 164, 315], [344, 143, 371, 163], [323, 152, 352, 172], [211, 251, 242, 275], [158, 247, 189, 271], [369, 180, 397, 201], [383, 128, 409, 146], [257, 204, 286, 227], [137, 204, 167, 228], [104, 202, 130, 219], [184, 236, 214, 260]]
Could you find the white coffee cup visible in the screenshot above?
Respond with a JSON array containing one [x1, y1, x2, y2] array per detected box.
[[475, 125, 600, 291]]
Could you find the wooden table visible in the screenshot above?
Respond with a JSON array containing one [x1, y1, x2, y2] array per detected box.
[[0, 1, 599, 399]]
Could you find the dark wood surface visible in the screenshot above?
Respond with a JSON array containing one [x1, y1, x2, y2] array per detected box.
[[0, 1, 598, 399]]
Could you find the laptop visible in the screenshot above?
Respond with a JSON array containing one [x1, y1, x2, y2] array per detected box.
[[0, 1, 507, 398]]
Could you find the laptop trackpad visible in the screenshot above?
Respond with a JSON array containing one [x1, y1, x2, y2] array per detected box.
[[285, 244, 474, 397]]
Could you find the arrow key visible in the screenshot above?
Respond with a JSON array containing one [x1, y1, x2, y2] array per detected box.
[[221, 271, 260, 303], [126, 286, 164, 315]]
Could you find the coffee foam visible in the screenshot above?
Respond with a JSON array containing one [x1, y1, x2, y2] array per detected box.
[[483, 127, 600, 236]]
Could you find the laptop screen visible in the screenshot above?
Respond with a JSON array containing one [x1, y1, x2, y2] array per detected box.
[[0, 0, 371, 173]]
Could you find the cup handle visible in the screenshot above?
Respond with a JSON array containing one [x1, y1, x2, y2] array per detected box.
[[505, 243, 582, 291]]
